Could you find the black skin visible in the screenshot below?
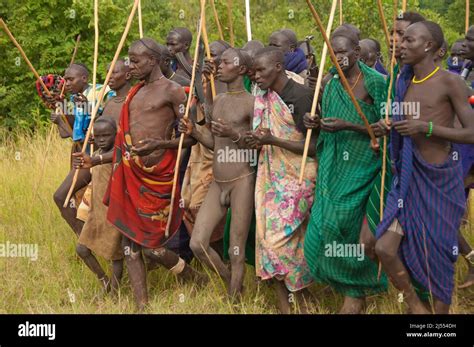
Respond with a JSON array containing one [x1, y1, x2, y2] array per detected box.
[[179, 49, 255, 301], [74, 121, 124, 294], [248, 53, 317, 157], [202, 41, 230, 95], [99, 41, 204, 311], [51, 66, 90, 138], [461, 26, 474, 61], [375, 22, 474, 315], [166, 31, 192, 79], [359, 39, 378, 68], [303, 35, 387, 314], [303, 36, 390, 139], [269, 31, 295, 54], [52, 65, 92, 237], [390, 20, 413, 64], [72, 60, 132, 169], [241, 51, 315, 313]]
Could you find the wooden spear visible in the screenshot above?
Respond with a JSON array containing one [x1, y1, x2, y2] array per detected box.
[[304, 0, 380, 150], [164, 0, 207, 237], [201, 3, 217, 99], [339, 0, 343, 25], [138, 0, 144, 39], [62, 0, 141, 207], [377, 0, 398, 282], [32, 34, 81, 205], [298, 0, 338, 184], [226, 0, 234, 46], [210, 0, 224, 41], [245, 0, 252, 42], [377, 0, 391, 53], [90, 0, 99, 155], [467, 0, 470, 34]]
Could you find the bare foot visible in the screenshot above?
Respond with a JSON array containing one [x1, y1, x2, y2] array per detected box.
[[339, 296, 366, 314], [274, 281, 291, 314], [177, 265, 209, 286], [410, 302, 431, 314]]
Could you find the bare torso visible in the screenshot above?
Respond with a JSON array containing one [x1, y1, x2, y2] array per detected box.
[[404, 70, 454, 164], [212, 93, 255, 181], [128, 79, 184, 166], [102, 97, 126, 125]]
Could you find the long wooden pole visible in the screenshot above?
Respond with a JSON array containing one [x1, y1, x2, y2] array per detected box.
[[245, 0, 252, 41], [138, 0, 144, 39], [63, 0, 141, 207], [377, 0, 391, 52], [298, 0, 338, 184], [377, 0, 398, 283], [201, 4, 217, 99], [379, 0, 398, 219], [210, 0, 224, 41], [339, 0, 343, 25], [90, 0, 99, 155], [164, 0, 207, 237], [226, 0, 234, 46], [467, 0, 470, 34], [402, 0, 407, 12], [1, 19, 63, 108], [32, 34, 81, 207], [304, 0, 379, 151]]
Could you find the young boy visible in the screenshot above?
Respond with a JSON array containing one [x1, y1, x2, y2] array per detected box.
[[73, 117, 123, 293], [179, 48, 255, 299]]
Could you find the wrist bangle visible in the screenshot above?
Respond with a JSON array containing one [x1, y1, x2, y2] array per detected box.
[[426, 121, 433, 138], [232, 132, 242, 143], [99, 154, 103, 164]]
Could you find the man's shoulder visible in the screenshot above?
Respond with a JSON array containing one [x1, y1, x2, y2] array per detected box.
[[285, 79, 313, 99]]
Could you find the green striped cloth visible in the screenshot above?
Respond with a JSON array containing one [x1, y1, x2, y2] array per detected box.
[[304, 62, 388, 298], [366, 64, 398, 233]]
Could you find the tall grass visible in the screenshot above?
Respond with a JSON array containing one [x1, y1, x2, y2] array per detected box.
[[0, 129, 472, 313]]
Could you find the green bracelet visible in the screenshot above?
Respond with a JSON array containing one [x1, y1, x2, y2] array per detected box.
[[426, 121, 433, 138]]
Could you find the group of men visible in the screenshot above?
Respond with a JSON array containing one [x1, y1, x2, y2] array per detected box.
[[49, 13, 474, 314]]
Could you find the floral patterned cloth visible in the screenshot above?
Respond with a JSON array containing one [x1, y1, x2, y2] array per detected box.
[[254, 89, 317, 291]]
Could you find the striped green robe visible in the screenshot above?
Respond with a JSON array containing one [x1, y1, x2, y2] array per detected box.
[[304, 62, 388, 297]]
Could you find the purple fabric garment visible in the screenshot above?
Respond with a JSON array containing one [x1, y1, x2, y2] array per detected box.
[[447, 57, 463, 75], [376, 65, 466, 305], [284, 48, 308, 74], [374, 59, 388, 76]]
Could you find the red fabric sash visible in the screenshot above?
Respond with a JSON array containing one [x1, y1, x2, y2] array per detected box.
[[104, 82, 183, 248]]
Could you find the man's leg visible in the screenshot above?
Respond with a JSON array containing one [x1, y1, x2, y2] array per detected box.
[[458, 231, 474, 289], [227, 176, 254, 298], [122, 237, 147, 311], [190, 182, 230, 282], [110, 259, 124, 294], [76, 243, 109, 290], [53, 168, 91, 236], [359, 218, 377, 262], [433, 299, 450, 314], [142, 247, 207, 285], [375, 221, 430, 314], [273, 279, 292, 314]]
